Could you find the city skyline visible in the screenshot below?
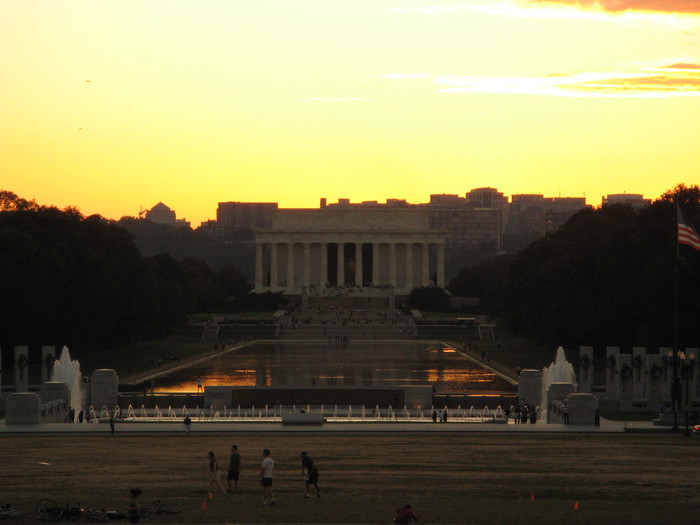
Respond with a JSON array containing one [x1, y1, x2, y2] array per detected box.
[[2, 0, 699, 226]]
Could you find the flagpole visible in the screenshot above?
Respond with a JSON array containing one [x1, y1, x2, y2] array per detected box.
[[672, 202, 682, 432]]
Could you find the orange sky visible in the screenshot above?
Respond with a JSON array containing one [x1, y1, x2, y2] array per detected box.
[[2, 0, 699, 226]]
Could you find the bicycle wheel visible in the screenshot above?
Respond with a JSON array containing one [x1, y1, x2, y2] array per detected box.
[[0, 508, 27, 518], [35, 499, 61, 520], [157, 503, 182, 514], [86, 509, 109, 522]]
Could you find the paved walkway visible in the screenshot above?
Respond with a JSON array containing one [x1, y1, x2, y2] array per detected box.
[[0, 417, 663, 434]]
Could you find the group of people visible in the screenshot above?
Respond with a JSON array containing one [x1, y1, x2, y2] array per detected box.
[[204, 446, 321, 505]]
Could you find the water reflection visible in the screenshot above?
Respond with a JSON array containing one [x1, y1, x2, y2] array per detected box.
[[153, 342, 514, 394]]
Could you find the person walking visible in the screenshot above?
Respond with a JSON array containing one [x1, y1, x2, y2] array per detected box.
[[183, 415, 191, 435], [109, 415, 115, 435], [127, 488, 141, 524], [227, 445, 241, 493], [207, 452, 226, 497], [300, 451, 321, 498], [260, 448, 275, 506]]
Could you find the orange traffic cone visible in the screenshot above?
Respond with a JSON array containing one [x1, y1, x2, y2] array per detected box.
[[201, 500, 208, 510], [574, 501, 579, 510], [530, 492, 535, 501]]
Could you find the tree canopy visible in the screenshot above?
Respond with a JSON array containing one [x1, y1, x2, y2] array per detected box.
[[450, 184, 700, 349]]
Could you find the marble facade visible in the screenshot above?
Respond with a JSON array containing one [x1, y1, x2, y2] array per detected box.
[[254, 208, 446, 294]]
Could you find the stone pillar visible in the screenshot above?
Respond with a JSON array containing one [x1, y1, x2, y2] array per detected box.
[[270, 243, 278, 289], [337, 242, 345, 286], [355, 242, 362, 286], [566, 393, 599, 426], [405, 243, 413, 291], [255, 243, 263, 290], [303, 243, 311, 288], [437, 243, 445, 288], [389, 243, 397, 287], [660, 347, 673, 405], [5, 392, 40, 425], [689, 347, 700, 404], [41, 345, 56, 383], [647, 353, 664, 411], [14, 346, 29, 393], [517, 369, 542, 408], [605, 346, 620, 400], [372, 243, 380, 286], [320, 242, 328, 287], [578, 346, 594, 394], [422, 243, 430, 286], [39, 381, 71, 407], [287, 242, 295, 288], [617, 353, 633, 411], [632, 347, 647, 402], [90, 369, 120, 409], [0, 345, 2, 394]]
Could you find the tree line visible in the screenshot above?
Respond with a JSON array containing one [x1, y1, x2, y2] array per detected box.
[[449, 184, 700, 350], [0, 191, 276, 356]]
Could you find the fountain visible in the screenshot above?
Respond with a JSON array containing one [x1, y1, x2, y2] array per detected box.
[[52, 346, 84, 412], [540, 346, 577, 421]]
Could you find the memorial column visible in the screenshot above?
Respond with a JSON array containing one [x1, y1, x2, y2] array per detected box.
[[270, 242, 278, 289], [255, 242, 264, 290], [303, 243, 311, 288], [422, 243, 430, 286], [405, 243, 413, 291], [372, 242, 380, 286], [287, 242, 294, 288], [337, 242, 345, 286], [389, 243, 397, 287], [437, 243, 445, 288], [355, 242, 363, 286], [320, 242, 328, 287]]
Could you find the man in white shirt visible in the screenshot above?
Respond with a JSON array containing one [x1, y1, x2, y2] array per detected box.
[[260, 448, 275, 506]]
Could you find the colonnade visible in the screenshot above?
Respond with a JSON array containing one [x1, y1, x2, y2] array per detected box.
[[254, 240, 445, 293]]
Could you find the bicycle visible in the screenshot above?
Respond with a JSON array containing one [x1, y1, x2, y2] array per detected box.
[[35, 499, 84, 521], [140, 500, 181, 515], [0, 504, 27, 519]]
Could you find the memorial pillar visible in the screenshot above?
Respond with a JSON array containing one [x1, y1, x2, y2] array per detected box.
[[255, 243, 263, 290], [270, 243, 278, 289], [303, 243, 311, 288], [337, 242, 345, 286], [422, 243, 430, 286], [41, 345, 56, 383], [389, 243, 397, 287], [320, 242, 328, 287], [372, 243, 380, 286], [405, 243, 413, 291], [0, 346, 3, 394], [355, 242, 363, 286], [14, 346, 29, 393], [287, 242, 294, 288], [578, 346, 594, 394], [437, 243, 445, 288]]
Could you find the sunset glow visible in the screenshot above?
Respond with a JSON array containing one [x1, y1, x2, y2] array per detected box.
[[2, 0, 699, 226]]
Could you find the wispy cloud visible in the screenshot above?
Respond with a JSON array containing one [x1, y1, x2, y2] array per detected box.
[[435, 64, 700, 97], [521, 0, 700, 14], [381, 63, 700, 97], [296, 97, 367, 102]]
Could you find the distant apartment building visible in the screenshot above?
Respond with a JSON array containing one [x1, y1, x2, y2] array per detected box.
[[602, 193, 651, 208], [215, 201, 278, 236], [506, 195, 588, 236], [144, 202, 190, 228]]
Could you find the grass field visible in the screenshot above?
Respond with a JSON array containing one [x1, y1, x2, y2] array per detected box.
[[2, 431, 699, 524]]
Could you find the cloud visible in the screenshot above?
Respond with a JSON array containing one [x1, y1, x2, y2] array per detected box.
[[429, 63, 700, 97], [296, 97, 367, 102], [520, 0, 700, 14]]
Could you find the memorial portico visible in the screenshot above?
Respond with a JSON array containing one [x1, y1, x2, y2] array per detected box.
[[254, 208, 445, 295]]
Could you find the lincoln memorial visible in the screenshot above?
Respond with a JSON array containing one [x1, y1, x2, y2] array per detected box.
[[254, 207, 446, 296]]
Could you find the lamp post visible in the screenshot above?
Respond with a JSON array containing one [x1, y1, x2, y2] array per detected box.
[[679, 351, 696, 436], [668, 350, 681, 432]]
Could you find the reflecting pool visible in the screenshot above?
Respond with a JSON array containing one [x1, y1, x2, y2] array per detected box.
[[153, 342, 515, 394]]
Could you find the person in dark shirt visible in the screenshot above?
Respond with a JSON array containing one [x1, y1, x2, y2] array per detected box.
[[394, 504, 419, 524], [227, 444, 241, 493], [300, 451, 321, 498]]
